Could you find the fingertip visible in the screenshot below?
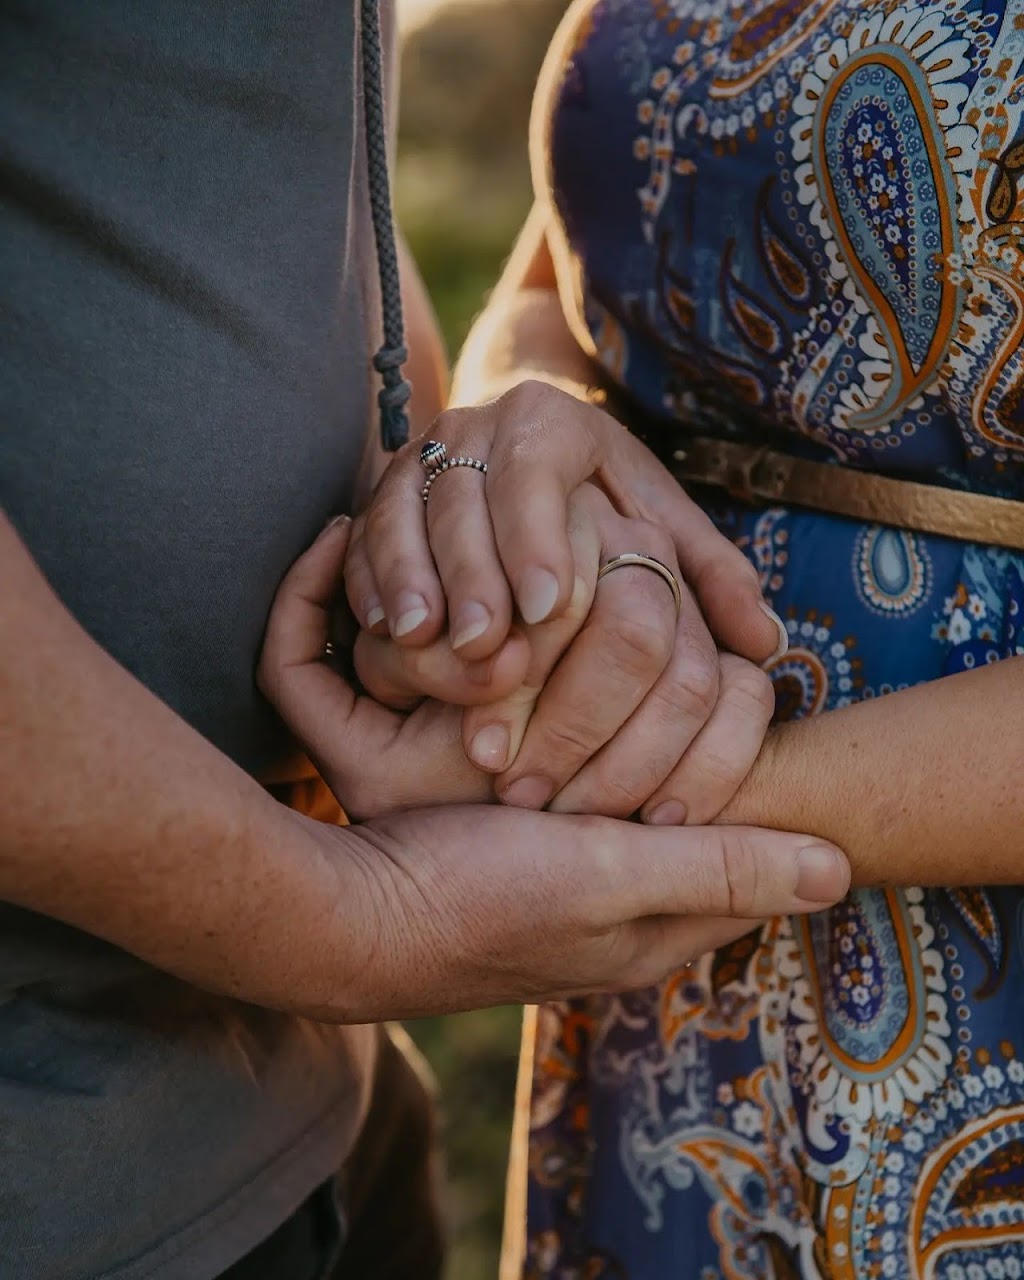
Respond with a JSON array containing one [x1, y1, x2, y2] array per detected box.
[[759, 602, 790, 665], [366, 601, 387, 632], [320, 514, 351, 537], [516, 565, 562, 625], [310, 516, 352, 564], [465, 721, 512, 772], [794, 842, 850, 905], [475, 630, 531, 697], [644, 800, 687, 827], [499, 774, 554, 810], [387, 589, 445, 647], [450, 599, 511, 661]]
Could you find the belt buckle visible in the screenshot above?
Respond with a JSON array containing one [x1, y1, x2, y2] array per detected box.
[[726, 445, 774, 503]]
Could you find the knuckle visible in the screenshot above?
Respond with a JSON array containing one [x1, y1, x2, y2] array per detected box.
[[342, 773, 397, 824], [442, 553, 489, 595], [603, 605, 675, 674], [699, 544, 760, 594], [378, 555, 432, 600], [571, 480, 608, 524], [493, 382, 596, 472], [495, 431, 540, 479], [362, 500, 398, 546], [633, 948, 691, 991], [688, 743, 745, 792], [723, 659, 776, 721], [721, 660, 778, 711], [537, 716, 601, 762], [499, 378, 545, 413], [597, 771, 660, 817], [564, 769, 647, 819], [634, 517, 676, 562], [617, 932, 658, 988], [668, 648, 720, 722], [432, 405, 473, 441], [709, 830, 761, 917], [621, 921, 694, 989]]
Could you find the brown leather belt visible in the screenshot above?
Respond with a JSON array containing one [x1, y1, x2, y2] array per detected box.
[[665, 435, 1024, 551]]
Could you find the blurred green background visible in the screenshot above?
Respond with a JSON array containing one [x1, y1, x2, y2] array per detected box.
[[395, 2, 565, 1277]]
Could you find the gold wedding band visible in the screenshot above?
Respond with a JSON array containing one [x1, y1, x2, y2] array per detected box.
[[596, 553, 682, 618]]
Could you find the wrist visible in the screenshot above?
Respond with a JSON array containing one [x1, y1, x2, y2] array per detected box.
[[451, 288, 601, 407], [714, 722, 784, 828], [248, 811, 392, 1021]]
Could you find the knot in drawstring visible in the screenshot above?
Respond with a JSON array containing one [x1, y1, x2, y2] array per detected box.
[[361, 0, 412, 451]]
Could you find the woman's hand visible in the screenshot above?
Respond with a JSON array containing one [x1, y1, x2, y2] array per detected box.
[[350, 483, 776, 819], [343, 380, 788, 663]]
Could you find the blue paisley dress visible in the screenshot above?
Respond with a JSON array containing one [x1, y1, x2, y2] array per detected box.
[[520, 2, 1024, 1277]]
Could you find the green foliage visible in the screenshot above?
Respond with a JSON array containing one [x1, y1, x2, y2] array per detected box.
[[396, 0, 566, 350], [407, 1008, 523, 1279], [396, 4, 566, 1276]]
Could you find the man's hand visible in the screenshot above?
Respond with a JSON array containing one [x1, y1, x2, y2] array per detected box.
[[253, 526, 850, 1021], [264, 506, 771, 823], [0, 507, 845, 1027], [296, 805, 850, 1021]]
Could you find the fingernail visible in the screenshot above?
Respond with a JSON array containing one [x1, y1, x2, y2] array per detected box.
[[795, 844, 848, 903], [500, 775, 553, 810], [365, 600, 386, 630], [645, 800, 687, 826], [759, 602, 789, 664], [320, 514, 350, 535], [451, 601, 492, 651], [468, 724, 510, 771], [392, 592, 429, 638], [517, 567, 560, 626]]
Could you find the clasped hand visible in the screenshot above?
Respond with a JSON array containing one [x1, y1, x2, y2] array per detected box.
[[255, 382, 847, 1013], [265, 381, 787, 824]]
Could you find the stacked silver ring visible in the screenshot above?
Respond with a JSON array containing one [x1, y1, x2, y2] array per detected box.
[[419, 440, 488, 502]]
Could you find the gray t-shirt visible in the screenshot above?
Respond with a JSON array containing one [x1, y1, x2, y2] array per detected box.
[[0, 3, 394, 1275]]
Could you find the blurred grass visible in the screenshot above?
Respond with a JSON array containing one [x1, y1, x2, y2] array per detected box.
[[396, 0, 565, 350], [405, 1007, 524, 1279], [395, 3, 564, 1277]]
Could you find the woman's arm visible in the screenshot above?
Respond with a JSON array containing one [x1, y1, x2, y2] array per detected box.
[[450, 202, 600, 404], [460, 215, 1024, 886], [342, 213, 788, 817], [710, 658, 1024, 887], [348, 208, 786, 662]]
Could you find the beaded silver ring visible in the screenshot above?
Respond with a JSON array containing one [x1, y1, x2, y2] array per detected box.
[[419, 439, 447, 470], [420, 456, 489, 502]]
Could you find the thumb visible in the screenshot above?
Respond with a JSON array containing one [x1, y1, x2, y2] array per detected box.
[[257, 516, 406, 771]]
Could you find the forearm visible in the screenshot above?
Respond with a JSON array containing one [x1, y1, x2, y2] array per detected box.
[[718, 659, 1024, 887], [451, 203, 600, 406], [0, 512, 373, 1017]]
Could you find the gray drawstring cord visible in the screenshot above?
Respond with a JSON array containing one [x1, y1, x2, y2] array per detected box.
[[361, 0, 412, 451]]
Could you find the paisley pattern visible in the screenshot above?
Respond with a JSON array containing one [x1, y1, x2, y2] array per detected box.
[[519, 2, 1024, 1276]]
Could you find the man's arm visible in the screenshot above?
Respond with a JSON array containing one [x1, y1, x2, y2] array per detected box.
[[0, 510, 849, 1019], [709, 660, 1024, 888]]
